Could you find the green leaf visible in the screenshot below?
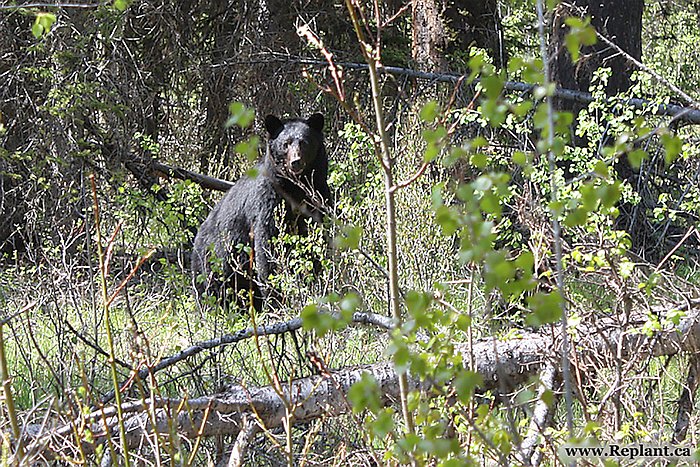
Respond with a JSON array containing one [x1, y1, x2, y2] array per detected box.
[[593, 160, 609, 177], [526, 291, 564, 326], [481, 75, 504, 99], [339, 292, 360, 320], [565, 33, 581, 62], [511, 100, 533, 118], [371, 410, 395, 438], [454, 370, 483, 404], [334, 224, 362, 250], [564, 207, 588, 227], [470, 152, 488, 168], [661, 133, 682, 165], [348, 374, 382, 413], [32, 12, 56, 39], [564, 18, 597, 62], [580, 182, 599, 211], [480, 191, 501, 217], [422, 126, 447, 144], [419, 100, 440, 123], [235, 136, 260, 161], [301, 304, 339, 337], [627, 149, 647, 169], [435, 205, 460, 236], [389, 339, 411, 374], [512, 151, 528, 166], [424, 143, 439, 162], [598, 181, 621, 208], [405, 290, 432, 317], [540, 388, 556, 407], [226, 102, 255, 128], [114, 0, 130, 11]]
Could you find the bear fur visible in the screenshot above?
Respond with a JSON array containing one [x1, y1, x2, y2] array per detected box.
[[191, 113, 331, 311]]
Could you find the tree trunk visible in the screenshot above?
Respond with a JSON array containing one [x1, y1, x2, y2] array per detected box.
[[550, 0, 642, 100], [548, 0, 646, 245], [412, 0, 506, 72], [412, 0, 448, 72]]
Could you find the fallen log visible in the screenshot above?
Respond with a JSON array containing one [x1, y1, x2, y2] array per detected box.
[[19, 299, 700, 463]]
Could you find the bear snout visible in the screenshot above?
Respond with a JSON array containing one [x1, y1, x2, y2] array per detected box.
[[288, 147, 306, 174]]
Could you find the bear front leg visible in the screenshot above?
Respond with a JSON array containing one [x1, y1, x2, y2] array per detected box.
[[252, 219, 280, 308]]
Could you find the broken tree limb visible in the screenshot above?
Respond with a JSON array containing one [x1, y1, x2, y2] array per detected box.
[[222, 415, 258, 467], [150, 160, 234, 192], [19, 300, 700, 463]]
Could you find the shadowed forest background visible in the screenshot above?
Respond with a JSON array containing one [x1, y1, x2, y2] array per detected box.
[[1, 0, 700, 465]]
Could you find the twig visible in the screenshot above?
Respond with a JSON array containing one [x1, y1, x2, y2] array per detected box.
[[654, 227, 698, 272], [150, 160, 234, 192], [0, 321, 23, 459], [89, 174, 131, 467], [62, 318, 132, 370], [594, 32, 699, 109], [0, 2, 101, 9], [0, 301, 37, 326]]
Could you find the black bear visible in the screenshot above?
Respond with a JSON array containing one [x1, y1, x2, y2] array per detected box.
[[191, 113, 331, 311]]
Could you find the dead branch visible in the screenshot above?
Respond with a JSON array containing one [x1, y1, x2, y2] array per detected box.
[[520, 364, 559, 467], [150, 160, 234, 192], [101, 310, 395, 403], [221, 415, 258, 467]]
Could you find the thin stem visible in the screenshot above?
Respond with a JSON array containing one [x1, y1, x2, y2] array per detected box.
[[536, 0, 575, 437], [90, 174, 131, 466], [0, 323, 23, 460], [345, 0, 415, 435]]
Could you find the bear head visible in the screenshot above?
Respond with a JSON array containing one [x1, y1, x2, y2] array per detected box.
[[264, 114, 324, 178]]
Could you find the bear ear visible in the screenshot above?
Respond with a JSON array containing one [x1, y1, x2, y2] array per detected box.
[[264, 115, 283, 136], [306, 113, 324, 132]]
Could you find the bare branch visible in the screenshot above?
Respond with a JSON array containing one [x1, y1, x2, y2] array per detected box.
[[150, 161, 234, 192], [101, 310, 395, 403], [0, 3, 101, 9]]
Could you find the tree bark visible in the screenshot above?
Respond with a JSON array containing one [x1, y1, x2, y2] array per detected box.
[[550, 0, 643, 100], [412, 0, 447, 72], [412, 0, 506, 72]]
